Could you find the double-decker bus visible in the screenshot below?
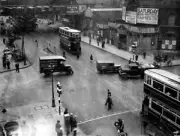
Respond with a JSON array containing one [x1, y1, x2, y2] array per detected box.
[[59, 27, 81, 55], [142, 69, 180, 134]]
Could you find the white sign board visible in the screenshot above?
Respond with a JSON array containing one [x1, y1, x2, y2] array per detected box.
[[126, 11, 136, 24], [137, 8, 159, 24]]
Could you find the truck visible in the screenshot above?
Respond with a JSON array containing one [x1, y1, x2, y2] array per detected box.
[[39, 55, 73, 76], [96, 60, 121, 74]]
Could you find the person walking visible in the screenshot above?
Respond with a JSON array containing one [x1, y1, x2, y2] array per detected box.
[[6, 60, 10, 69], [64, 110, 70, 136], [97, 37, 99, 46], [90, 54, 93, 61], [107, 89, 111, 97], [55, 120, 62, 136], [72, 116, 77, 136], [102, 39, 105, 48], [105, 95, 113, 110], [69, 113, 74, 132], [63, 50, 66, 58], [89, 37, 91, 45], [143, 52, 146, 59], [15, 63, 19, 73], [135, 54, 138, 61]]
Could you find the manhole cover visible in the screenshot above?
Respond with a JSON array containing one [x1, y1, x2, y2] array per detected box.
[[34, 106, 42, 110]]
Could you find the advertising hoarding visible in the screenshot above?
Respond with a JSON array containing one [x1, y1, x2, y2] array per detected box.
[[66, 5, 79, 14], [137, 8, 159, 24], [126, 11, 136, 24]]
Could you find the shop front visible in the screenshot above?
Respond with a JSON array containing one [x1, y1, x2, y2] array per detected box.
[[108, 22, 159, 53]]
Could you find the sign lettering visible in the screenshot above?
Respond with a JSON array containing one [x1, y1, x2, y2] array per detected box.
[[137, 8, 159, 24]]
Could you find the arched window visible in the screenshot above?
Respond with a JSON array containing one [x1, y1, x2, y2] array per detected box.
[[168, 13, 176, 26]]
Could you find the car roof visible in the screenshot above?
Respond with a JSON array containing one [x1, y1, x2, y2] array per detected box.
[[39, 55, 66, 61], [96, 60, 114, 64]]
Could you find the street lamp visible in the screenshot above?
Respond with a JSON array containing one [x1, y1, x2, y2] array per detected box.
[[49, 64, 56, 107]]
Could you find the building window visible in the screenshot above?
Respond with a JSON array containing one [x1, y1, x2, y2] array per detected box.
[[176, 116, 180, 126], [168, 13, 176, 26]]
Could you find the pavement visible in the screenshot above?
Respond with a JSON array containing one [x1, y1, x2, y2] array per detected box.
[[81, 35, 180, 67], [0, 36, 31, 73]]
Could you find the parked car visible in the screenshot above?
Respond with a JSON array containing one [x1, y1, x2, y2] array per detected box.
[[4, 121, 21, 136], [96, 60, 121, 74]]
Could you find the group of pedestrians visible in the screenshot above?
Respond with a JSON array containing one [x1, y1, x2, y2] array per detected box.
[[63, 108, 78, 136]]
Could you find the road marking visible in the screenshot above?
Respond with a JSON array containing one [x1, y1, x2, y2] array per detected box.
[[87, 68, 97, 76], [0, 76, 7, 82], [77, 108, 140, 125]]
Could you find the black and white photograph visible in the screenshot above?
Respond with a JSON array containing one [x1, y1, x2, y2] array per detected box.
[[0, 0, 180, 136]]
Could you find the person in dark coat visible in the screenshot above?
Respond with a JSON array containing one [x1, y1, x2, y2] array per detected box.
[[72, 116, 77, 136], [2, 55, 6, 68], [6, 60, 10, 69], [90, 54, 93, 61], [135, 54, 138, 61], [63, 50, 66, 58], [105, 96, 113, 110], [102, 39, 105, 48], [15, 63, 19, 72], [143, 52, 146, 59], [107, 89, 111, 97], [69, 113, 74, 132]]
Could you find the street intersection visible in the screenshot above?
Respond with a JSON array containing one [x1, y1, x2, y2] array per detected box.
[[0, 31, 180, 136]]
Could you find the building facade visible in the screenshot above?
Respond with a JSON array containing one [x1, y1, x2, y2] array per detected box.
[[108, 0, 180, 55]]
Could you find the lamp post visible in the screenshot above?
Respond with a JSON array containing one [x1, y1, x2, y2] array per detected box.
[[49, 64, 56, 107]]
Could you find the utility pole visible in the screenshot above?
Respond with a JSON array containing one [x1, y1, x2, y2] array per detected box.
[[50, 64, 56, 107], [57, 82, 62, 115]]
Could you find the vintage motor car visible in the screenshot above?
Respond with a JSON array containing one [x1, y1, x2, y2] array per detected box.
[[96, 60, 121, 74], [39, 55, 73, 76], [118, 62, 142, 79]]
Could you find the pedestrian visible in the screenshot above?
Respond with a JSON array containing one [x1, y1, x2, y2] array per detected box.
[[102, 39, 105, 48], [64, 108, 69, 115], [90, 54, 93, 61], [129, 58, 132, 64], [143, 52, 146, 59], [3, 38, 5, 44], [2, 55, 6, 68], [63, 50, 66, 58], [105, 95, 113, 110], [55, 120, 62, 136], [89, 38, 91, 45], [6, 60, 10, 69], [15, 63, 19, 73], [72, 116, 77, 136], [77, 53, 79, 59], [64, 111, 70, 136], [107, 89, 111, 97], [69, 113, 74, 132], [135, 54, 138, 61], [97, 37, 99, 46]]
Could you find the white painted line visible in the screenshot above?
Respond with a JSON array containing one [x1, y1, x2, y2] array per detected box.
[[0, 76, 7, 82], [77, 108, 140, 125], [87, 68, 97, 76]]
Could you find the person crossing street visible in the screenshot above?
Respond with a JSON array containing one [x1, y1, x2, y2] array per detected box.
[[105, 95, 113, 110]]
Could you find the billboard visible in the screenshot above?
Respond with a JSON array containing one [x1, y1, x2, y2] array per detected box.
[[66, 5, 79, 14], [137, 8, 159, 24], [125, 11, 136, 24]]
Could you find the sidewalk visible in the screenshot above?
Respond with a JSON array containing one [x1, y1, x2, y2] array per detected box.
[[0, 101, 86, 136], [81, 35, 180, 67], [0, 36, 31, 73]]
